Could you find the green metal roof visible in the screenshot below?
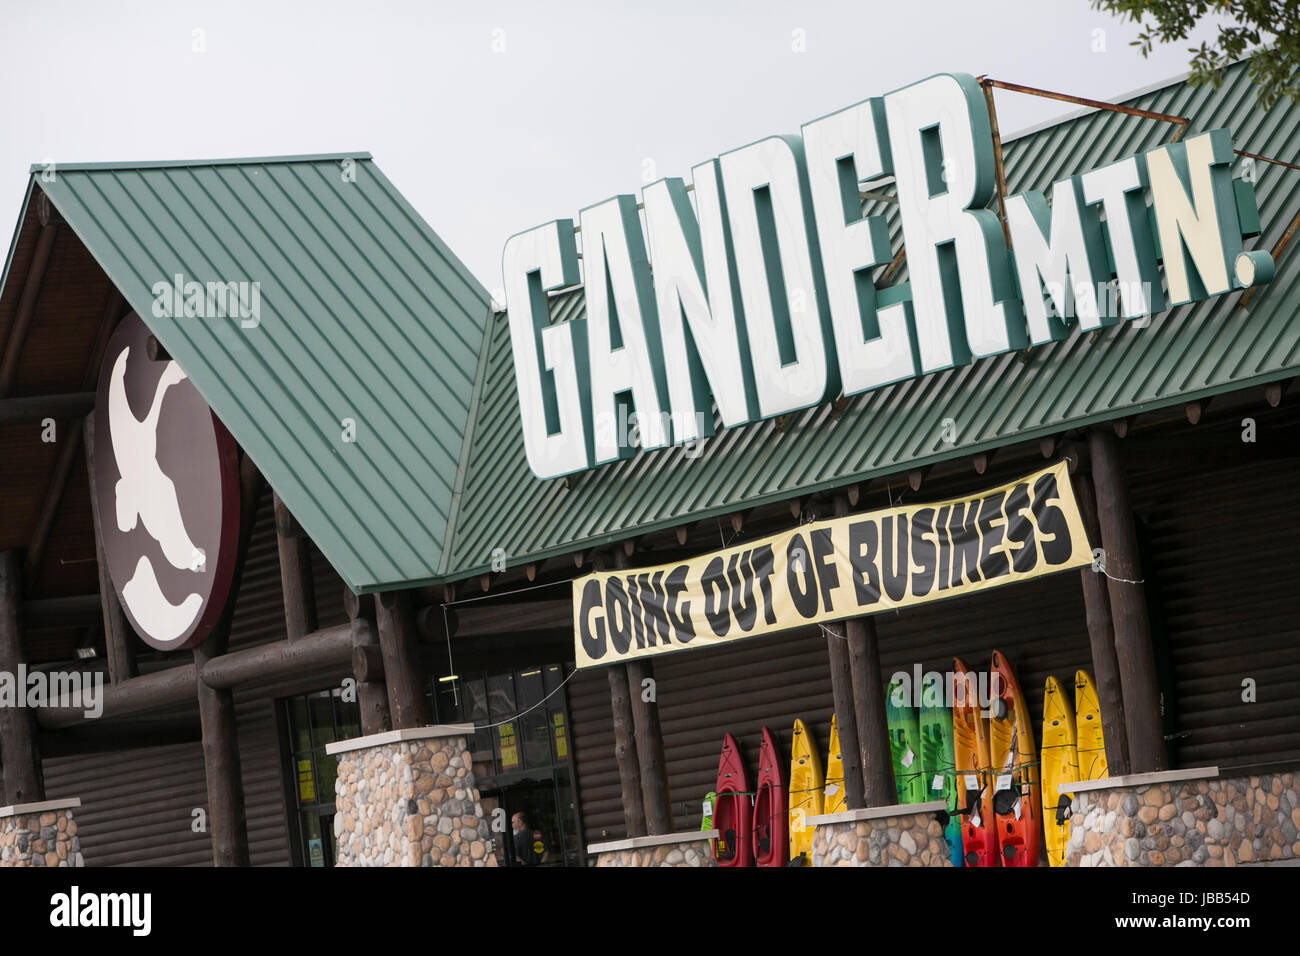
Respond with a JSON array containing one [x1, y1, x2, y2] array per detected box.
[[443, 61, 1300, 581], [33, 154, 491, 593]]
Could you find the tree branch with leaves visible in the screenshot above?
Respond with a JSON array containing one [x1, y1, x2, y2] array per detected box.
[[1092, 1, 1299, 107]]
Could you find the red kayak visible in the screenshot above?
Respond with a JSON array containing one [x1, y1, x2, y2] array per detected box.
[[714, 733, 752, 867], [751, 727, 788, 866]]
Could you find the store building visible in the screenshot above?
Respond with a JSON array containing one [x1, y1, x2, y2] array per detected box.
[[0, 58, 1296, 867]]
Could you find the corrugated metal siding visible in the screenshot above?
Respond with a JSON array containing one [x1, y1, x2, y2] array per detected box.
[[448, 60, 1300, 579], [40, 491, 352, 865], [1132, 451, 1300, 770], [570, 569, 1091, 848], [30, 154, 491, 594]]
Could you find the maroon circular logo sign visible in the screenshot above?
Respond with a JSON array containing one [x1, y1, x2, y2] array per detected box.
[[93, 313, 241, 650]]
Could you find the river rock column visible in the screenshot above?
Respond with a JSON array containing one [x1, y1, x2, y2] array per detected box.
[[327, 725, 496, 867], [0, 798, 83, 867]]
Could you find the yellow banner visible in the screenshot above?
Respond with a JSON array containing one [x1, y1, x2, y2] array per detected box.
[[573, 462, 1092, 668]]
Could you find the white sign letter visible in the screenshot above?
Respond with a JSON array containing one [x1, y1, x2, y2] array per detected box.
[[720, 136, 838, 417], [803, 98, 919, 395], [884, 73, 1025, 370], [502, 221, 591, 479]]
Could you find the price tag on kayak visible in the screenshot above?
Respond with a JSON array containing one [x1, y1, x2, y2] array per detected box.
[[824, 783, 839, 798], [931, 774, 944, 792], [1013, 798, 1022, 821], [702, 800, 712, 817], [901, 747, 914, 768], [964, 774, 980, 791], [995, 773, 1012, 792]]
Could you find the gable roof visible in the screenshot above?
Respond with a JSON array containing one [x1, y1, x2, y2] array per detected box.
[[32, 154, 491, 592]]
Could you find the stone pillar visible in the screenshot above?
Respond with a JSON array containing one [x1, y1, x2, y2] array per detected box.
[[807, 801, 953, 867], [589, 830, 719, 867], [327, 725, 495, 867], [1061, 766, 1298, 867], [0, 798, 82, 867]]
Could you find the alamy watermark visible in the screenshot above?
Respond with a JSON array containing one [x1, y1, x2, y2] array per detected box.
[[1042, 278, 1156, 326], [889, 663, 1003, 718], [0, 666, 103, 719], [592, 405, 709, 458], [151, 273, 261, 328]]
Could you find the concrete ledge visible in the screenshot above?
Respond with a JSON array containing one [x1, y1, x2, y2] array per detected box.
[[0, 797, 81, 821], [325, 723, 475, 756], [589, 830, 719, 856], [1059, 766, 1219, 795], [806, 800, 946, 827]]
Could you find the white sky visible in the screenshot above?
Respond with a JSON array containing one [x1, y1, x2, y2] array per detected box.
[[1, 0, 1235, 295]]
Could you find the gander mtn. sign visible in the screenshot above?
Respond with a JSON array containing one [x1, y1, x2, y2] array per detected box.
[[503, 72, 1273, 480]]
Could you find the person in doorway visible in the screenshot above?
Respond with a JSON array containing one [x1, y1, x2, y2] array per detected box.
[[511, 812, 547, 866]]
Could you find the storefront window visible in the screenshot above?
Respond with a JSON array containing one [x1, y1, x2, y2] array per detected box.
[[281, 686, 361, 867], [427, 662, 581, 865]]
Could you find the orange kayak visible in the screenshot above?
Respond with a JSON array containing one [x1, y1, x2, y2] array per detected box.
[[951, 657, 996, 866], [988, 650, 1041, 867]]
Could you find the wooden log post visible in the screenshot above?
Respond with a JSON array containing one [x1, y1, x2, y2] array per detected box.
[[825, 626, 866, 811], [343, 588, 392, 736], [373, 590, 429, 729], [0, 551, 43, 804], [608, 663, 645, 837], [834, 495, 892, 806], [273, 492, 316, 642], [1087, 427, 1167, 773], [192, 454, 262, 866], [627, 659, 671, 835], [83, 410, 136, 684], [1073, 471, 1131, 776], [612, 550, 669, 833]]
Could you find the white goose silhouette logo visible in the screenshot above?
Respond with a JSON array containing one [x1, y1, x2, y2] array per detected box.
[[107, 346, 203, 643]]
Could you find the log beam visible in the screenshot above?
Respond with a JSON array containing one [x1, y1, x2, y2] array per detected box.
[[0, 391, 95, 426], [39, 663, 197, 729], [1087, 427, 1167, 773], [199, 624, 352, 689], [38, 621, 358, 730]]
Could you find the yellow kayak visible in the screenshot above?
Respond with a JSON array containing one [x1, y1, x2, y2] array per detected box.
[[1041, 676, 1080, 867], [824, 714, 848, 815], [788, 718, 824, 864], [1075, 670, 1109, 780]]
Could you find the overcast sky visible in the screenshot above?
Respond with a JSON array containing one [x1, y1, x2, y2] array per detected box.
[[1, 1, 1235, 296]]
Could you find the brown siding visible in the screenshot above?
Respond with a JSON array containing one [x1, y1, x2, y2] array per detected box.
[[1132, 455, 1300, 770]]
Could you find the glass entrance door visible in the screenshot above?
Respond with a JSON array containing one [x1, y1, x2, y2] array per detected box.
[[431, 663, 583, 866], [482, 765, 581, 867]]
